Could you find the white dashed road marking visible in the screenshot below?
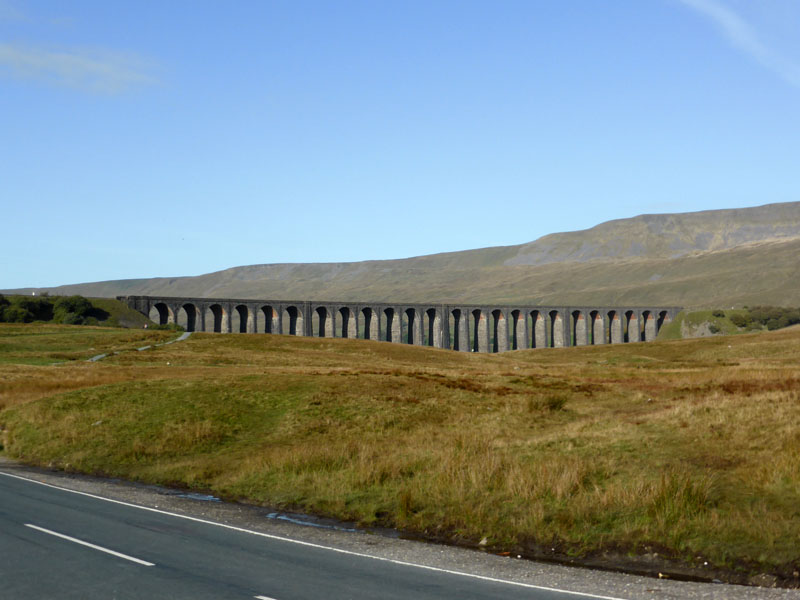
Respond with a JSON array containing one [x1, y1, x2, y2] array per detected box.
[[24, 523, 155, 567]]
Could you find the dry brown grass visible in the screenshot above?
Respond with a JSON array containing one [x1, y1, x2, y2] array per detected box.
[[2, 323, 800, 580]]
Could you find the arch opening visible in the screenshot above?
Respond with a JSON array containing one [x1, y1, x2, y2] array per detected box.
[[643, 310, 655, 341], [339, 307, 357, 339], [206, 304, 225, 333], [362, 308, 378, 341], [233, 304, 249, 333], [424, 308, 442, 348], [571, 310, 587, 346], [149, 302, 172, 326], [176, 303, 199, 332], [529, 310, 545, 348], [283, 306, 303, 336], [404, 308, 419, 345], [490, 309, 507, 353], [657, 310, 671, 335], [549, 310, 564, 348], [260, 306, 275, 333]]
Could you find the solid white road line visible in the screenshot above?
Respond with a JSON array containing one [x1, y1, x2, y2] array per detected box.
[[2, 472, 626, 600], [254, 596, 279, 600], [24, 523, 155, 567]]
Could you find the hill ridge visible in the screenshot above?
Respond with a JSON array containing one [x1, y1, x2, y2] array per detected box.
[[5, 202, 800, 308]]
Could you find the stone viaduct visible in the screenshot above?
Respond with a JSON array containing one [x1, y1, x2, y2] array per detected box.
[[120, 295, 681, 353]]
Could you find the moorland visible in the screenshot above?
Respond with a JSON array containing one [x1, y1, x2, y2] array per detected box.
[[1, 320, 799, 586]]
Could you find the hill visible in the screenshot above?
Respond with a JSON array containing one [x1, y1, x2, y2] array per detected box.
[[6, 202, 800, 307]]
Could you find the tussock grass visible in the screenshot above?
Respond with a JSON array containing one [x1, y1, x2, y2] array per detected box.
[[2, 324, 800, 580]]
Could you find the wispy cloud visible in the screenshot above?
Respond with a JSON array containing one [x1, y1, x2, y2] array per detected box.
[[679, 0, 800, 88], [0, 43, 156, 94]]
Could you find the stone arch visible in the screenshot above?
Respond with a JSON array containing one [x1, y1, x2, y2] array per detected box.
[[339, 307, 357, 339], [571, 310, 587, 346], [549, 310, 565, 348], [382, 308, 399, 342], [657, 310, 671, 334], [206, 304, 226, 333], [624, 310, 637, 343], [404, 308, 420, 345], [149, 302, 173, 326], [530, 310, 546, 348], [589, 310, 603, 345], [511, 309, 526, 350], [176, 302, 200, 332], [362, 307, 379, 341], [471, 309, 488, 353], [491, 309, 508, 353], [642, 310, 656, 341], [233, 304, 251, 333], [260, 305, 276, 333], [424, 308, 442, 348], [282, 305, 303, 336], [608, 310, 622, 344], [314, 306, 332, 338], [450, 309, 468, 352]]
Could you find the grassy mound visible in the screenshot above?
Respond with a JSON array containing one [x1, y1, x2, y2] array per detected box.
[[2, 324, 800, 584]]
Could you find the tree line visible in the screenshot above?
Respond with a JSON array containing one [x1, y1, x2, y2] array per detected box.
[[0, 295, 108, 325], [726, 306, 800, 331]]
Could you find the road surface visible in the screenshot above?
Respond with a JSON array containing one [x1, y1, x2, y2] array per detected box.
[[1, 462, 797, 600]]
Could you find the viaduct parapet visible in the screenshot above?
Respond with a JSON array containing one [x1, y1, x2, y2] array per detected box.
[[119, 295, 682, 353]]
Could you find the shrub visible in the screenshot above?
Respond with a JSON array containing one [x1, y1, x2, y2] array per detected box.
[[54, 295, 93, 324], [748, 306, 800, 330], [60, 313, 85, 326], [14, 297, 54, 321], [1, 306, 31, 323], [729, 313, 750, 328], [711, 309, 725, 318]]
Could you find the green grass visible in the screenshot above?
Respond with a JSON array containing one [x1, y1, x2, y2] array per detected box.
[[2, 324, 800, 583], [86, 297, 152, 328], [0, 323, 175, 366], [658, 309, 758, 340]]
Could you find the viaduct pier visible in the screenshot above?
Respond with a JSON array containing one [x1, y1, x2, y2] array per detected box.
[[120, 295, 682, 353]]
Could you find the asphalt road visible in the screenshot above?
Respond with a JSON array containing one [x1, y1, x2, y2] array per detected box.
[[0, 470, 618, 600], [2, 464, 799, 600]]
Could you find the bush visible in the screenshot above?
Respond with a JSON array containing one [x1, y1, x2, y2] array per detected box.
[[60, 313, 85, 325], [726, 306, 800, 332], [729, 313, 750, 328], [15, 297, 54, 321], [711, 309, 725, 318], [708, 323, 721, 334], [1, 306, 31, 323], [0, 294, 113, 326], [54, 295, 93, 324]]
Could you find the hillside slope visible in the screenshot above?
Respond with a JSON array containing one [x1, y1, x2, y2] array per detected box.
[[8, 202, 800, 307]]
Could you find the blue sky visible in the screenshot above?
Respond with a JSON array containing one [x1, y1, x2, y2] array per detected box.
[[2, 0, 799, 289]]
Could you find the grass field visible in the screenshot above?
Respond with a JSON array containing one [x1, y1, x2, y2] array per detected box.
[[1, 322, 799, 585]]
